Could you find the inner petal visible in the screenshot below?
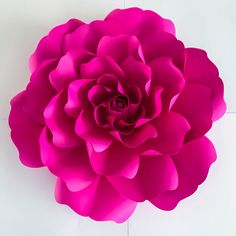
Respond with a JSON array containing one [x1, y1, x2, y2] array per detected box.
[[126, 86, 142, 105], [88, 84, 113, 106], [110, 95, 128, 112], [94, 105, 114, 127]]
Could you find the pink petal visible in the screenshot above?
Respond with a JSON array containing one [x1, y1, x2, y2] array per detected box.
[[80, 56, 125, 80], [44, 90, 83, 148], [55, 177, 137, 223], [172, 84, 213, 140], [97, 74, 119, 91], [113, 119, 135, 135], [109, 155, 178, 202], [94, 105, 111, 127], [9, 91, 44, 167], [140, 31, 185, 68], [105, 8, 175, 36], [121, 57, 151, 96], [75, 107, 112, 152], [97, 35, 144, 64], [184, 48, 226, 120], [120, 123, 158, 148], [30, 19, 83, 72], [88, 84, 113, 106], [40, 128, 96, 192], [50, 49, 94, 91], [64, 79, 95, 117], [64, 21, 106, 54], [49, 52, 78, 91], [87, 141, 139, 178], [151, 136, 216, 210], [23, 59, 57, 124], [105, 8, 144, 34], [144, 86, 163, 119], [149, 57, 185, 109], [126, 86, 142, 105], [137, 112, 190, 155]]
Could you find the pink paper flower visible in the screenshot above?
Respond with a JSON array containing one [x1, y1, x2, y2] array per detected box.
[[9, 8, 226, 223]]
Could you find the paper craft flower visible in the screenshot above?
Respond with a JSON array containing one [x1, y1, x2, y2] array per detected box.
[[9, 7, 226, 223]]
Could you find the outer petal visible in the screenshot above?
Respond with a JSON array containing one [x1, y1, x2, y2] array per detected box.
[[9, 91, 44, 167], [137, 112, 190, 155], [109, 155, 178, 202], [64, 21, 106, 54], [87, 141, 139, 178], [105, 8, 175, 36], [23, 59, 57, 124], [150, 136, 216, 210], [44, 90, 83, 148], [40, 128, 96, 192], [55, 177, 137, 223], [172, 84, 213, 140], [30, 19, 83, 72], [140, 31, 185, 68], [184, 48, 226, 120]]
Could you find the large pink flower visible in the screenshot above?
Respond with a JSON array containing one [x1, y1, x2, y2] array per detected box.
[[9, 8, 226, 223]]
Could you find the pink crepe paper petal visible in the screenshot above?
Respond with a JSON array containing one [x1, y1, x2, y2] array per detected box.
[[105, 8, 175, 36], [75, 107, 113, 152], [126, 86, 142, 105], [97, 74, 119, 91], [97, 35, 144, 64], [30, 19, 83, 72], [120, 123, 158, 148], [94, 105, 111, 127], [49, 49, 95, 91], [121, 56, 151, 96], [137, 112, 190, 155], [172, 84, 213, 141], [113, 119, 135, 135], [140, 31, 185, 68], [149, 57, 185, 109], [9, 92, 44, 167], [23, 59, 57, 124], [64, 79, 95, 117], [80, 56, 125, 80], [109, 155, 178, 202], [88, 84, 113, 106], [55, 177, 137, 223], [144, 86, 163, 119], [49, 52, 78, 91], [184, 48, 226, 120], [150, 136, 216, 210], [40, 128, 96, 192], [87, 141, 139, 178], [44, 90, 83, 148], [64, 21, 108, 54]]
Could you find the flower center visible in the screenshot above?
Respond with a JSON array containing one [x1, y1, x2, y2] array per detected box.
[[111, 95, 128, 112]]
